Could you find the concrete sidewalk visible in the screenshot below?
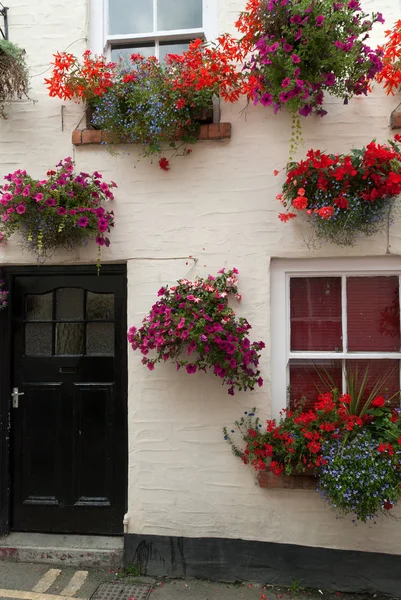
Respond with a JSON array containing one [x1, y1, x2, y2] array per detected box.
[[0, 562, 397, 600]]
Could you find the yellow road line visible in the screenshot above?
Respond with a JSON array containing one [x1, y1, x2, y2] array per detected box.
[[60, 571, 88, 597], [32, 569, 61, 593], [0, 589, 75, 600]]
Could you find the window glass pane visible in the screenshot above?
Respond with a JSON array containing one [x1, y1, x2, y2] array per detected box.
[[56, 289, 84, 321], [87, 293, 115, 320], [55, 323, 84, 355], [25, 323, 52, 356], [290, 277, 342, 351], [26, 293, 53, 321], [159, 41, 191, 61], [346, 360, 400, 408], [86, 323, 115, 356], [347, 277, 400, 351], [157, 0, 202, 31], [109, 0, 153, 35], [111, 44, 155, 64], [289, 360, 342, 411]]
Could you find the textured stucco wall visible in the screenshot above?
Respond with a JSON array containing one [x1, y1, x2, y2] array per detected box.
[[2, 0, 401, 555]]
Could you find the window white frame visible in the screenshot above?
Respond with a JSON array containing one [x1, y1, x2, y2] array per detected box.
[[271, 257, 401, 418], [89, 0, 218, 57]]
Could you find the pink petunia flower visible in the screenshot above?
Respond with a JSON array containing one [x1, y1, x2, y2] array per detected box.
[[77, 216, 89, 228], [16, 204, 26, 214]]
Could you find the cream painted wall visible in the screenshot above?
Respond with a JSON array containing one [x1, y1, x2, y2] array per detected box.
[[2, 0, 401, 555]]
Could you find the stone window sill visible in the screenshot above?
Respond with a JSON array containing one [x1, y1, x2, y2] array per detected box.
[[72, 124, 232, 146], [257, 469, 316, 490]]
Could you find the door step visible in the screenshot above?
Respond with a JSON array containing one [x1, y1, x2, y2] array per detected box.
[[0, 533, 123, 568]]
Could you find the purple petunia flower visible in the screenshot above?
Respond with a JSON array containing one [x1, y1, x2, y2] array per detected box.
[[316, 15, 325, 26], [77, 216, 89, 228]]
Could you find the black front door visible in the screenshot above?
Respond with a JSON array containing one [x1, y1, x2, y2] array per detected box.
[[10, 265, 127, 535]]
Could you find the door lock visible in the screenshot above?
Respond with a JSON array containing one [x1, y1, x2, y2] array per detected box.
[[11, 387, 25, 408]]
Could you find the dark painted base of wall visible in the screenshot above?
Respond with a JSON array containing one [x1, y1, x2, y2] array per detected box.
[[124, 533, 401, 596]]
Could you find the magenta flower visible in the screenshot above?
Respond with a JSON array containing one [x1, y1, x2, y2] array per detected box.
[[97, 217, 108, 232], [16, 204, 26, 215], [147, 362, 155, 371], [186, 364, 197, 374], [69, 209, 77, 215], [96, 236, 105, 246], [46, 197, 56, 207], [291, 54, 301, 64], [57, 207, 67, 215], [77, 216, 89, 228], [316, 15, 325, 26], [34, 193, 44, 202], [282, 77, 291, 88], [22, 186, 30, 197], [283, 43, 293, 52]]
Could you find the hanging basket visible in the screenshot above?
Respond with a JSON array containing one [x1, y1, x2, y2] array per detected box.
[[0, 40, 29, 118]]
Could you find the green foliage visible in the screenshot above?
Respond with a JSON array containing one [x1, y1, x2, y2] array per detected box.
[[0, 39, 29, 118]]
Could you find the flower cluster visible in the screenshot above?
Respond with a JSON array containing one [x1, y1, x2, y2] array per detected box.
[[45, 50, 116, 102], [376, 20, 401, 95], [0, 158, 115, 262], [0, 279, 8, 311], [236, 0, 384, 117], [127, 269, 265, 395], [45, 46, 235, 167], [277, 136, 401, 245], [224, 388, 401, 521], [91, 52, 214, 161], [318, 431, 401, 522]]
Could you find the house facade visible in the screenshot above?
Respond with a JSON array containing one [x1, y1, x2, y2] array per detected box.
[[1, 0, 401, 594]]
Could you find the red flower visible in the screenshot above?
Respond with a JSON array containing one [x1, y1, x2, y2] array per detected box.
[[278, 212, 296, 222], [159, 157, 170, 171], [292, 195, 308, 210], [383, 500, 393, 510], [372, 396, 386, 408], [377, 442, 394, 455]]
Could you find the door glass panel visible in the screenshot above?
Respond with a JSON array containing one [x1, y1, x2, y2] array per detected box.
[[26, 293, 53, 321], [157, 0, 202, 30], [25, 323, 52, 356], [55, 323, 84, 355], [86, 323, 115, 355], [56, 289, 84, 321], [86, 293, 115, 320], [109, 0, 153, 35]]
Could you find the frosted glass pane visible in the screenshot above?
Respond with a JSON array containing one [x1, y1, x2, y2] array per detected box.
[[26, 293, 52, 321], [86, 293, 114, 320], [56, 289, 84, 321], [86, 323, 115, 356], [55, 323, 84, 355], [25, 324, 52, 356], [111, 45, 155, 64], [157, 0, 202, 30], [159, 41, 191, 61], [109, 0, 153, 34]]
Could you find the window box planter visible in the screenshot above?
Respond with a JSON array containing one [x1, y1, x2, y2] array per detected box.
[[72, 123, 232, 146], [257, 468, 316, 490]]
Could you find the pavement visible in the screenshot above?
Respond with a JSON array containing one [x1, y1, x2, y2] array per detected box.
[[0, 562, 398, 600]]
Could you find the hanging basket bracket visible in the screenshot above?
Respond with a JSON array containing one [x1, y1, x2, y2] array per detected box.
[[0, 4, 8, 40]]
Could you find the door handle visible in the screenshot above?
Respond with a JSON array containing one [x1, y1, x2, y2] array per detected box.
[[11, 387, 25, 408]]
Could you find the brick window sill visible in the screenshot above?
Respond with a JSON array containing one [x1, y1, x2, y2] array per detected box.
[[72, 124, 232, 146], [257, 469, 316, 490]]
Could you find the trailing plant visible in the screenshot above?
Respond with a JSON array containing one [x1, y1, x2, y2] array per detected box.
[[0, 158, 115, 266], [224, 376, 401, 520], [277, 136, 401, 245], [376, 20, 401, 95], [127, 268, 265, 395], [318, 430, 401, 522], [0, 279, 8, 311], [0, 39, 29, 118]]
